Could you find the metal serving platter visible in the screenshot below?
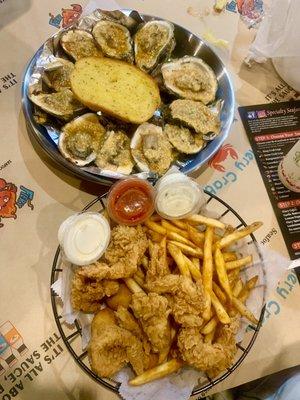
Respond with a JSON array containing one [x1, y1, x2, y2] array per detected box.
[[22, 10, 235, 186]]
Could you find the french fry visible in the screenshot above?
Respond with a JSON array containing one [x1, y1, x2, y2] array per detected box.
[[192, 257, 200, 269], [187, 225, 205, 247], [232, 279, 243, 298], [228, 268, 241, 288], [212, 282, 227, 304], [210, 291, 231, 324], [231, 297, 258, 325], [161, 220, 189, 238], [182, 254, 202, 282], [202, 291, 212, 321], [202, 226, 214, 320], [172, 220, 187, 230], [160, 236, 170, 274], [214, 247, 232, 301], [203, 227, 214, 291], [215, 221, 263, 249], [150, 214, 161, 222], [168, 231, 196, 246], [124, 278, 145, 294], [185, 214, 226, 230], [129, 359, 183, 386], [167, 243, 191, 277], [134, 274, 145, 288], [204, 327, 216, 344], [201, 316, 218, 335], [148, 230, 164, 243], [226, 255, 253, 270], [141, 256, 149, 269], [158, 327, 176, 364], [168, 240, 203, 258], [145, 220, 166, 235], [222, 252, 237, 262], [239, 276, 258, 303]]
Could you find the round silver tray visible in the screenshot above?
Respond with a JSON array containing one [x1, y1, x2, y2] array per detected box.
[[50, 190, 266, 396], [22, 10, 235, 186]]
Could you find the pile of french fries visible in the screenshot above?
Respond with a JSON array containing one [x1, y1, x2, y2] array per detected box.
[[123, 214, 263, 386]]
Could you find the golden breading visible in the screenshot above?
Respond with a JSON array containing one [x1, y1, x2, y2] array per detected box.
[[177, 317, 239, 376], [146, 275, 205, 327], [71, 270, 119, 313], [131, 292, 171, 354], [88, 325, 146, 377], [146, 241, 169, 282]]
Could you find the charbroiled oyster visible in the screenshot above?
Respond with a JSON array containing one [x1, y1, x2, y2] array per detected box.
[[96, 130, 134, 175], [29, 88, 84, 120], [130, 123, 172, 175], [60, 30, 103, 60], [43, 58, 74, 92], [164, 124, 204, 154], [92, 21, 133, 62], [169, 99, 220, 135], [161, 57, 218, 104], [134, 20, 175, 72], [58, 113, 105, 166]]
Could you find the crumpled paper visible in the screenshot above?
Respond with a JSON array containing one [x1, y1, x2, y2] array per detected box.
[[50, 186, 290, 400]]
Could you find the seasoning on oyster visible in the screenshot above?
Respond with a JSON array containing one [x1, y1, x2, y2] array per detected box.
[[130, 123, 173, 175], [60, 30, 103, 61], [96, 130, 134, 175], [134, 20, 175, 72], [92, 21, 133, 62], [164, 124, 204, 154], [169, 99, 220, 135], [58, 113, 106, 166], [29, 89, 85, 120], [161, 57, 218, 104], [43, 58, 74, 92]]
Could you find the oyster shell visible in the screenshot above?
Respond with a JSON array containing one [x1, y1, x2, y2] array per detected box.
[[161, 57, 218, 104], [169, 99, 220, 135], [96, 130, 134, 175], [92, 20, 133, 62], [134, 20, 175, 72], [60, 30, 103, 60], [59, 113, 106, 166], [43, 58, 74, 92], [29, 88, 85, 120], [130, 123, 173, 175], [164, 124, 204, 154]]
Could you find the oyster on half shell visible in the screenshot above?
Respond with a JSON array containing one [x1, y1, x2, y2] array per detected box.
[[96, 130, 134, 175], [92, 20, 133, 62], [130, 123, 173, 175], [161, 57, 218, 104], [43, 58, 74, 92], [29, 88, 85, 120], [59, 113, 106, 166], [169, 99, 220, 135], [134, 20, 175, 72], [164, 124, 204, 154], [60, 30, 103, 61]]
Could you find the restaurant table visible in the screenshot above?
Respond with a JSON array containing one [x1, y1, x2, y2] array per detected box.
[[0, 0, 299, 399]]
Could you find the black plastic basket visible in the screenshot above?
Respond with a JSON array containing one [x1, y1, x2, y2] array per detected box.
[[50, 190, 266, 397]]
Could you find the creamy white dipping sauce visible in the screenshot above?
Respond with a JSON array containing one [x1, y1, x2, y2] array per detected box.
[[58, 212, 110, 265]]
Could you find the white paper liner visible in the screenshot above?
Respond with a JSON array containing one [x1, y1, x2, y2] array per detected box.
[[50, 193, 290, 400]]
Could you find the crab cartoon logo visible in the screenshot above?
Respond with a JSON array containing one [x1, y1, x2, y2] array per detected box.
[[0, 178, 34, 228], [49, 4, 82, 29], [208, 144, 238, 172]]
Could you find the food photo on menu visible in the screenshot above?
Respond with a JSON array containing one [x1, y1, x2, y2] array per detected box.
[[1, 0, 300, 399]]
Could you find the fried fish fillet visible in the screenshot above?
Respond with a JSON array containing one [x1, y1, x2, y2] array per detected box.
[[146, 240, 169, 282], [177, 317, 239, 376], [146, 275, 205, 327], [131, 292, 171, 354], [71, 271, 119, 313]]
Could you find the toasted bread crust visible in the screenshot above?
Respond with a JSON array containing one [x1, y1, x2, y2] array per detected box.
[[70, 57, 161, 124]]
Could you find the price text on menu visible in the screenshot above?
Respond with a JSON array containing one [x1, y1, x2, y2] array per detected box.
[[239, 100, 300, 260]]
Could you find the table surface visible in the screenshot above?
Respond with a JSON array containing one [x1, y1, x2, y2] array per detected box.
[[0, 0, 299, 399]]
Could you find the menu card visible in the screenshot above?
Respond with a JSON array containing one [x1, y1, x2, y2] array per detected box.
[[238, 100, 300, 260]]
